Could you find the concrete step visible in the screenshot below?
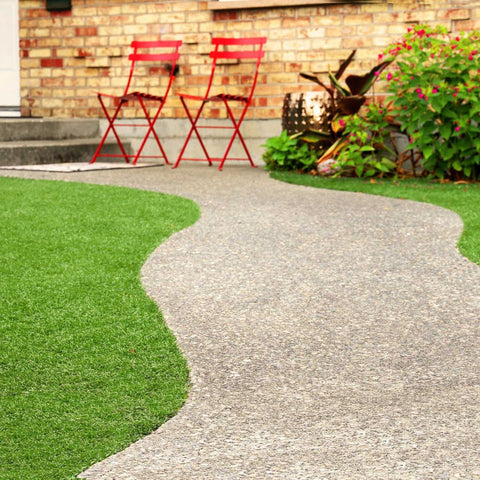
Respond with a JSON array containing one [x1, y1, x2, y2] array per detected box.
[[0, 138, 129, 166], [0, 118, 101, 142], [0, 118, 132, 166]]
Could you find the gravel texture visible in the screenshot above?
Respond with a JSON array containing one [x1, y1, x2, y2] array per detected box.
[[1, 164, 479, 479]]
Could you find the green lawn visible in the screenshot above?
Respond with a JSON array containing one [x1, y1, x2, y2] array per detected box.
[[271, 172, 480, 266], [0, 177, 200, 480]]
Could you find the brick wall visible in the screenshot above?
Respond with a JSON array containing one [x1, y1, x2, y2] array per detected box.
[[19, 0, 480, 119]]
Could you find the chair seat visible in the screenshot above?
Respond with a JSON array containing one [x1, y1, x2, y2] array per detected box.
[[207, 93, 248, 103], [178, 92, 248, 103], [121, 91, 165, 102]]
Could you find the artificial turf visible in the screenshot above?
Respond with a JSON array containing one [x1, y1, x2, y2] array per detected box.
[[0, 177, 200, 480]]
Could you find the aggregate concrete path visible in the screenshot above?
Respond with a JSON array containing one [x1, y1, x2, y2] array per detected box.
[[1, 164, 480, 479]]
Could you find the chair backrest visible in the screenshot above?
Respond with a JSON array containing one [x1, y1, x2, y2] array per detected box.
[[205, 37, 267, 102], [123, 40, 182, 96]]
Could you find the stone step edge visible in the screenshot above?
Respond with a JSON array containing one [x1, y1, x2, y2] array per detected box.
[[0, 138, 115, 148], [0, 118, 101, 142]]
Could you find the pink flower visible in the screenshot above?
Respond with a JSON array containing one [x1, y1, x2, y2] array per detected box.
[[374, 70, 380, 76], [432, 88, 438, 94], [455, 126, 461, 132], [339, 119, 346, 127], [387, 72, 393, 81], [378, 53, 384, 60]]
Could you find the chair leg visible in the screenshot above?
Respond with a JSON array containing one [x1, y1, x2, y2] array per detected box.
[[147, 121, 170, 166], [133, 95, 170, 165], [90, 127, 111, 164], [218, 100, 257, 171], [91, 96, 130, 164], [174, 98, 212, 168]]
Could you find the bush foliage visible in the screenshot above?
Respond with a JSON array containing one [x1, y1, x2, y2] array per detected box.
[[264, 24, 480, 180], [383, 24, 480, 180]]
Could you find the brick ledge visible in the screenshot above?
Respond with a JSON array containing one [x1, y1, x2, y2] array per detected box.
[[208, 0, 379, 10]]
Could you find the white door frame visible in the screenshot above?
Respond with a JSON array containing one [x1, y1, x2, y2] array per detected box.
[[0, 0, 20, 117]]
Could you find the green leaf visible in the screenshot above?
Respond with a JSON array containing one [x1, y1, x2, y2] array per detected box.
[[430, 95, 447, 111], [359, 145, 375, 152], [328, 70, 350, 96], [439, 123, 451, 141], [423, 144, 435, 160], [421, 121, 437, 136], [381, 157, 397, 169], [439, 144, 456, 161], [292, 129, 330, 143]]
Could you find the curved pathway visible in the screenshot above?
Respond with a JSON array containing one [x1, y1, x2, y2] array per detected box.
[[2, 165, 480, 479]]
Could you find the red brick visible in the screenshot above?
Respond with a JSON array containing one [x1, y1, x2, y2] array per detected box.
[[149, 66, 169, 76], [75, 27, 98, 36], [20, 39, 38, 48], [75, 48, 94, 58], [49, 10, 72, 17], [213, 11, 238, 21], [41, 58, 63, 68]]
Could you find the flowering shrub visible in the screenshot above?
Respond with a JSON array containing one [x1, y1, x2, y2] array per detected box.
[[321, 103, 399, 177], [384, 24, 480, 180]]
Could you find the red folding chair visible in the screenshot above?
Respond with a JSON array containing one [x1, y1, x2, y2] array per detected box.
[[174, 37, 267, 171], [90, 40, 182, 165]]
